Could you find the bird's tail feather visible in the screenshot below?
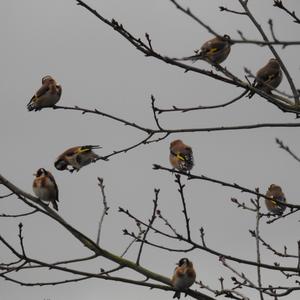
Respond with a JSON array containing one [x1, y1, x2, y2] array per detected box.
[[173, 54, 203, 63]]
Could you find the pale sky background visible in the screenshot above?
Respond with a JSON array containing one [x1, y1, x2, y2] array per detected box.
[[1, 0, 300, 299]]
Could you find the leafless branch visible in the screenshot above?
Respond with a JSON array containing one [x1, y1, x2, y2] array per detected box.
[[268, 19, 278, 42], [151, 95, 163, 129], [155, 90, 248, 113], [238, 0, 299, 103], [136, 189, 159, 265], [249, 230, 297, 258], [199, 227, 207, 248], [96, 177, 109, 245], [273, 0, 300, 24], [0, 192, 14, 199], [231, 197, 256, 212], [119, 199, 300, 273], [219, 6, 247, 15], [276, 138, 300, 163], [0, 209, 38, 218], [265, 208, 300, 224], [152, 165, 300, 210], [253, 193, 264, 300], [168, 0, 219, 36], [175, 174, 191, 241]]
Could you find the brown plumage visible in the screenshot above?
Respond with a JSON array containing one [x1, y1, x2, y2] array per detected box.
[[33, 168, 59, 211], [248, 58, 282, 98], [169, 140, 194, 172], [171, 258, 196, 299], [54, 145, 101, 172], [265, 184, 286, 215], [179, 35, 231, 65], [27, 75, 62, 111]]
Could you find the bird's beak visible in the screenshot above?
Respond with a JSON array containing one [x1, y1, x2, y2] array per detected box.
[[33, 173, 36, 176]]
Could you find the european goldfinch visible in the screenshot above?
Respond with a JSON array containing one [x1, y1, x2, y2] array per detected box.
[[248, 58, 282, 98], [32, 168, 59, 211], [169, 140, 194, 172], [54, 145, 101, 172], [171, 258, 196, 299], [265, 184, 286, 215], [179, 35, 231, 65], [27, 75, 62, 111]]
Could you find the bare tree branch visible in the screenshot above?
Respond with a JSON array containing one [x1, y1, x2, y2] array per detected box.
[[273, 0, 300, 24], [152, 165, 300, 210], [238, 0, 299, 103], [96, 177, 109, 245], [276, 138, 300, 163], [136, 189, 159, 265]]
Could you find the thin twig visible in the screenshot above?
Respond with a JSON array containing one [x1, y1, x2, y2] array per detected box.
[[250, 230, 297, 258], [151, 95, 163, 130], [156, 209, 181, 237], [220, 256, 258, 289], [169, 0, 219, 36], [273, 0, 300, 24], [175, 174, 191, 241], [153, 165, 300, 209], [276, 138, 300, 163], [123, 230, 195, 253], [96, 177, 109, 245], [0, 192, 14, 199], [219, 6, 247, 15], [18, 223, 27, 259], [231, 197, 256, 212], [119, 203, 300, 272], [265, 208, 300, 224], [199, 227, 207, 248], [268, 19, 278, 42], [136, 189, 159, 265], [253, 192, 264, 300], [155, 90, 248, 113], [0, 209, 38, 218], [54, 105, 300, 131]]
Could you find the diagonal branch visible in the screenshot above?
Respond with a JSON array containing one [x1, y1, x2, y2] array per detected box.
[[276, 138, 300, 163], [273, 0, 300, 24], [153, 164, 300, 209], [169, 0, 219, 36], [136, 189, 159, 265], [238, 0, 299, 104]]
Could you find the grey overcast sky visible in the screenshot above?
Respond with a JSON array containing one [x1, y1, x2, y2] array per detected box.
[[2, 0, 300, 299]]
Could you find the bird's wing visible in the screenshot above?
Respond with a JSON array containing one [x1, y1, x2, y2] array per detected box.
[[47, 172, 59, 201], [202, 40, 227, 54]]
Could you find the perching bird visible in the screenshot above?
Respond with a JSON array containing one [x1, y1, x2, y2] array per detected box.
[[171, 258, 196, 299], [248, 58, 282, 98], [27, 75, 62, 111], [265, 184, 287, 215], [54, 145, 101, 172], [169, 140, 194, 172], [32, 168, 59, 211], [178, 35, 231, 65]]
